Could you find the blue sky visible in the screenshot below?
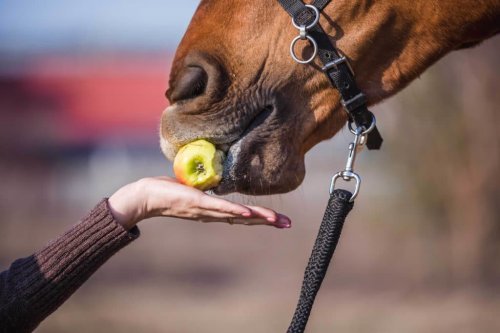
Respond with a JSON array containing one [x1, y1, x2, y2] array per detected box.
[[0, 0, 200, 54]]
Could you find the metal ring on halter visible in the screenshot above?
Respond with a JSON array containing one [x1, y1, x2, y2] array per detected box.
[[330, 171, 361, 202], [348, 113, 377, 135], [292, 5, 320, 30], [290, 35, 318, 64]]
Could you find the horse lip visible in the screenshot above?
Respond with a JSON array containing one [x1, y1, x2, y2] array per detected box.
[[214, 105, 275, 194]]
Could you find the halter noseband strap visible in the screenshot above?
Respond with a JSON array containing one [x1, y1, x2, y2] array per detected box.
[[277, 0, 383, 150]]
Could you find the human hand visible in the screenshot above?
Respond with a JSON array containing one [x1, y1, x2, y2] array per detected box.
[[108, 177, 292, 231]]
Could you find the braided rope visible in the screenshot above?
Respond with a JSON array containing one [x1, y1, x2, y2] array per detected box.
[[287, 189, 354, 333]]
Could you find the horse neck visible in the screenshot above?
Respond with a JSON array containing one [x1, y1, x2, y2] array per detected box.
[[320, 0, 500, 99], [422, 0, 500, 47], [324, 0, 499, 45]]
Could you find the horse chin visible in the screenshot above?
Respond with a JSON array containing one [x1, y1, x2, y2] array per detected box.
[[213, 133, 305, 196]]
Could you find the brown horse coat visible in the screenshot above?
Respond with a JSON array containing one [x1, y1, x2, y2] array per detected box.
[[161, 0, 500, 194]]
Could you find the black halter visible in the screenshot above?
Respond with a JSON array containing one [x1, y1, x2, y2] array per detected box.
[[277, 0, 383, 150], [277, 2, 383, 333]]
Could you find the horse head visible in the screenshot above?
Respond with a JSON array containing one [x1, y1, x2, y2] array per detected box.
[[160, 0, 499, 195]]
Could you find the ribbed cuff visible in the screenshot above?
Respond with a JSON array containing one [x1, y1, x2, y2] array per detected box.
[[4, 199, 139, 332]]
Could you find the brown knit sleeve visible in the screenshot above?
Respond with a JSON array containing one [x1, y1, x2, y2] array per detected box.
[[0, 199, 140, 333]]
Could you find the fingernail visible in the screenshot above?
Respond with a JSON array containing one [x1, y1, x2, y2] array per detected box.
[[275, 223, 291, 229], [241, 212, 252, 217], [276, 216, 292, 229]]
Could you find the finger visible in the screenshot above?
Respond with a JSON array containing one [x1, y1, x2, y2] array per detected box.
[[196, 211, 242, 220], [231, 217, 291, 229], [246, 206, 279, 222], [196, 216, 290, 229], [196, 217, 267, 225], [246, 207, 292, 228], [249, 206, 292, 228], [194, 206, 292, 228], [230, 218, 269, 226], [198, 195, 252, 216]]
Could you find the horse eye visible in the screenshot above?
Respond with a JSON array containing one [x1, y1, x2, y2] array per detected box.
[[168, 66, 208, 103]]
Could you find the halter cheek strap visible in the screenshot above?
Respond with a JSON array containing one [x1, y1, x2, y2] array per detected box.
[[277, 0, 383, 150]]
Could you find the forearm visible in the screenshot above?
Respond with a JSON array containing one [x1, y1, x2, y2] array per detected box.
[[0, 199, 139, 333]]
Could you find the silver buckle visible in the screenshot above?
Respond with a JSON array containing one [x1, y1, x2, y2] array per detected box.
[[322, 56, 355, 76]]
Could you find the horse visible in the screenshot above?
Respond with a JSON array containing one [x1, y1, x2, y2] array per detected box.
[[160, 0, 500, 195]]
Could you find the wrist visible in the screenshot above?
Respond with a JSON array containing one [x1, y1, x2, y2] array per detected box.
[[108, 181, 147, 230]]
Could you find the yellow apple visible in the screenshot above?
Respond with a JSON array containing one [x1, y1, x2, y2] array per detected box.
[[173, 139, 224, 191]]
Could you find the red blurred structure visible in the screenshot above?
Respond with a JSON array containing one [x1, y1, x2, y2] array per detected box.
[[0, 54, 171, 152]]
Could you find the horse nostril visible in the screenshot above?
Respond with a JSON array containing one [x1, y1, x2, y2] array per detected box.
[[168, 65, 208, 103]]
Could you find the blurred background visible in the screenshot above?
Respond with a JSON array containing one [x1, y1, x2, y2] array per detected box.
[[0, 1, 499, 332]]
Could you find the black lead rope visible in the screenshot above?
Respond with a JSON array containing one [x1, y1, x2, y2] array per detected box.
[[276, 1, 383, 332], [287, 190, 354, 333]]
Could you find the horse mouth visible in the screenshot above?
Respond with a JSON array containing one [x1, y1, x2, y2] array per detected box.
[[161, 101, 302, 195], [214, 105, 276, 195]]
